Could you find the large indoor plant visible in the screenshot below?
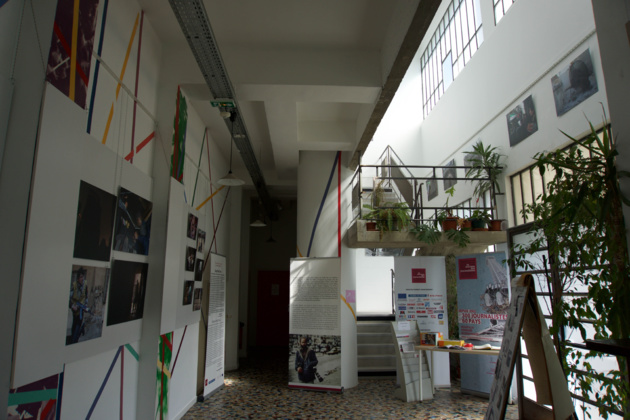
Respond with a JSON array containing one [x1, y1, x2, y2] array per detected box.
[[464, 140, 504, 225], [510, 115, 629, 418], [362, 201, 412, 236]]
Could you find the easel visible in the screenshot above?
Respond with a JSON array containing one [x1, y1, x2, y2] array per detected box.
[[485, 274, 576, 420]]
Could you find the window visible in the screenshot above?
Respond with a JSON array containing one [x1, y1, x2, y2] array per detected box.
[[421, 0, 483, 118], [493, 0, 516, 24]]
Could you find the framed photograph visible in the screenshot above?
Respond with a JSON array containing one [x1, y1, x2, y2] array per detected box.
[[426, 177, 438, 201], [183, 281, 194, 305], [195, 258, 204, 282], [66, 265, 109, 345], [113, 187, 153, 255], [107, 260, 148, 326], [193, 288, 202, 311], [73, 181, 116, 261], [442, 159, 457, 190], [197, 229, 206, 253], [185, 246, 195, 272], [507, 95, 538, 147], [187, 213, 198, 240], [551, 49, 598, 117]]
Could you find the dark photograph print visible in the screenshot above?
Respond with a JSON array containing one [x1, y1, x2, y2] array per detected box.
[[183, 281, 194, 305], [193, 288, 202, 311], [507, 95, 538, 147], [107, 260, 148, 326], [442, 159, 457, 190], [551, 49, 599, 117], [197, 229, 206, 253], [187, 213, 198, 240], [113, 188, 153, 255], [427, 177, 438, 201], [195, 258, 204, 282], [66, 265, 109, 345], [73, 180, 116, 261], [185, 246, 196, 272]]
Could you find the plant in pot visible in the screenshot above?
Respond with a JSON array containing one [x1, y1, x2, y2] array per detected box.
[[438, 186, 459, 231], [464, 140, 504, 229], [468, 209, 490, 231], [362, 201, 412, 236]]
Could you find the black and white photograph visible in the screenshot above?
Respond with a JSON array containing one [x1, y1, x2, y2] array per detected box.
[[551, 49, 599, 117], [73, 180, 116, 261], [426, 177, 438, 201], [187, 213, 198, 240], [288, 334, 341, 386], [113, 188, 152, 255], [442, 159, 457, 190], [506, 95, 538, 146], [197, 229, 206, 253], [106, 260, 148, 326], [66, 265, 109, 345]]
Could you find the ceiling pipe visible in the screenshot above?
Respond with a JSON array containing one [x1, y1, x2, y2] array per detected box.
[[168, 0, 277, 220]]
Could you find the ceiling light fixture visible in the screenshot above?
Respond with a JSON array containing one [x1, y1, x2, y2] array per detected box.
[[218, 111, 245, 187]]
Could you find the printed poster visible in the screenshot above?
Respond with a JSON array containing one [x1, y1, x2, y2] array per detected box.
[[203, 253, 226, 397], [394, 256, 449, 387], [456, 252, 509, 395], [288, 258, 342, 391]]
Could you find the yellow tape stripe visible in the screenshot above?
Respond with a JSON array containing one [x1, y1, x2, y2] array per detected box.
[[340, 294, 356, 321], [69, 0, 80, 101], [296, 246, 303, 258], [195, 185, 225, 211], [156, 360, 172, 379], [101, 13, 140, 145]]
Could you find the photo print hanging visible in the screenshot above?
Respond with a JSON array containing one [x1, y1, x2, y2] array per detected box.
[[66, 265, 109, 345], [551, 49, 599, 117], [187, 213, 198, 240], [73, 180, 116, 261], [195, 258, 204, 282], [426, 177, 438, 201], [193, 288, 202, 311], [185, 246, 196, 272], [106, 260, 148, 326], [506, 95, 538, 147], [113, 187, 153, 255], [442, 159, 457, 190], [183, 281, 194, 305], [197, 229, 206, 252]]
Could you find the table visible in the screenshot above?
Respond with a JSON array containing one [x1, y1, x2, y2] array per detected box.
[[415, 345, 500, 393]]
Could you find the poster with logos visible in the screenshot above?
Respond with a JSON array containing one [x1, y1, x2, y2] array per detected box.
[[288, 258, 342, 392], [394, 256, 449, 387], [203, 253, 226, 397], [456, 252, 509, 396]]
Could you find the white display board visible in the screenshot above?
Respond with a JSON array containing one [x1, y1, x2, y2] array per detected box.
[[203, 253, 226, 397], [289, 258, 342, 391], [160, 179, 203, 333], [13, 85, 152, 387], [393, 256, 450, 387]]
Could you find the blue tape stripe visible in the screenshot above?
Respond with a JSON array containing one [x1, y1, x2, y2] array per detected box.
[[307, 154, 338, 257], [86, 0, 109, 134], [86, 346, 122, 419]]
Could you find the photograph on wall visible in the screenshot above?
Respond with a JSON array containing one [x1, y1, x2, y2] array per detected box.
[[66, 265, 109, 345], [506, 95, 538, 147], [442, 159, 457, 190], [187, 213, 198, 240], [195, 258, 204, 281], [185, 246, 195, 272], [106, 260, 148, 326], [288, 334, 341, 386], [426, 177, 438, 201], [193, 288, 202, 311], [197, 229, 206, 252], [183, 281, 194, 305], [551, 49, 599, 117], [113, 188, 152, 255], [73, 180, 116, 261]]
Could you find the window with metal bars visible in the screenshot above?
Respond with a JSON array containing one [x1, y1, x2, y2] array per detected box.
[[493, 0, 517, 25]]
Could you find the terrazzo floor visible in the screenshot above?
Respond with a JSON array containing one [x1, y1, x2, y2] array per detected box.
[[182, 347, 518, 419]]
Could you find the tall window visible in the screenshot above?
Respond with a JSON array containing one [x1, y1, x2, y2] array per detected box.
[[493, 0, 516, 24], [420, 0, 483, 118]]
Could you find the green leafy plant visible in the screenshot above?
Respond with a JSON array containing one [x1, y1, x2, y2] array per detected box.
[[510, 114, 629, 418], [411, 222, 441, 245], [464, 141, 504, 219], [362, 201, 412, 235], [446, 228, 471, 248]]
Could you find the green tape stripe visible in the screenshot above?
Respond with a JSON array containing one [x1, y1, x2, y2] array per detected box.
[[125, 344, 139, 361], [8, 389, 57, 406]]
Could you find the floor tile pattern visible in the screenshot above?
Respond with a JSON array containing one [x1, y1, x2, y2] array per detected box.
[[182, 347, 518, 419]]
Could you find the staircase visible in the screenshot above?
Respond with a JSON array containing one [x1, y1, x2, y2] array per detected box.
[[357, 319, 396, 376]]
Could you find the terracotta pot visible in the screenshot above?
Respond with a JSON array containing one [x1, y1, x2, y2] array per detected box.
[[461, 220, 472, 231], [366, 221, 378, 231], [441, 217, 459, 231], [488, 219, 503, 231]]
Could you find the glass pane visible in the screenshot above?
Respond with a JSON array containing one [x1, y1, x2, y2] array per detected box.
[[531, 167, 544, 203], [443, 53, 453, 90], [474, 0, 483, 29], [512, 174, 524, 225], [521, 171, 533, 216], [466, 0, 476, 40]]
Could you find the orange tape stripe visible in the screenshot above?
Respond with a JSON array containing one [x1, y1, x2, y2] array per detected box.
[[296, 246, 303, 258], [69, 0, 80, 101], [340, 294, 356, 321], [195, 186, 225, 211], [124, 131, 155, 161], [101, 13, 140, 145]]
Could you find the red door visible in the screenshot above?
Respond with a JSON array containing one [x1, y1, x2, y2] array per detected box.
[[256, 270, 289, 346]]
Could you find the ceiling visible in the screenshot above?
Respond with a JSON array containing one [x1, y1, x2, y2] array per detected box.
[[138, 0, 439, 200]]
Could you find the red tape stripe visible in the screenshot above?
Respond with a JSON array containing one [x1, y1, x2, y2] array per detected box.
[[52, 21, 89, 85]]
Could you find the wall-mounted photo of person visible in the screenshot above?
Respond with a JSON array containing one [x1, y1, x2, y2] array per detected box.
[[185, 246, 196, 272], [195, 258, 204, 282], [113, 187, 152, 255], [187, 213, 198, 240], [107, 260, 148, 326], [193, 288, 202, 311], [66, 265, 109, 345], [197, 229, 206, 253], [183, 281, 194, 305]]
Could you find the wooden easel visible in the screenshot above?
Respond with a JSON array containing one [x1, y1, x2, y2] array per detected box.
[[485, 274, 576, 420]]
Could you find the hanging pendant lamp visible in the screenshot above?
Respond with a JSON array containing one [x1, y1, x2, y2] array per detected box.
[[218, 111, 245, 186]]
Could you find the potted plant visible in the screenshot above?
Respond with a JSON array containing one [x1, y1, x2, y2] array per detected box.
[[464, 141, 505, 227], [411, 219, 470, 248], [437, 186, 459, 231], [362, 201, 412, 236], [469, 209, 490, 231]]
